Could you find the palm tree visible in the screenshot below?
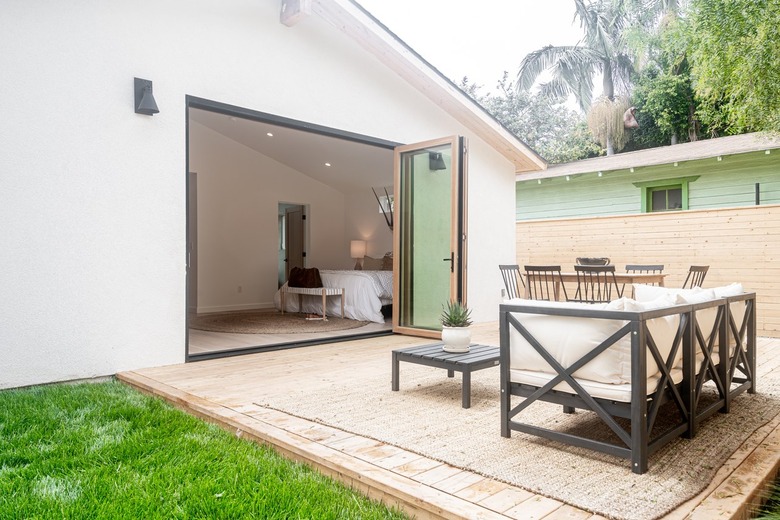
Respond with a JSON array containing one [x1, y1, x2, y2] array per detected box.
[[517, 0, 635, 154]]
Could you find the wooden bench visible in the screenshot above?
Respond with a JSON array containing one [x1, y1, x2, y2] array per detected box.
[[280, 286, 345, 321]]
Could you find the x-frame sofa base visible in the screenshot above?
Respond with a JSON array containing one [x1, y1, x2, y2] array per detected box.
[[499, 292, 756, 474]]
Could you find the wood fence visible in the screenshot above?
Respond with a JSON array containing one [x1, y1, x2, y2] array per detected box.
[[515, 204, 780, 337]]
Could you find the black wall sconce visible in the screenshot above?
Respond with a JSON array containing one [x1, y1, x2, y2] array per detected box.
[[134, 77, 159, 115], [429, 152, 447, 170]]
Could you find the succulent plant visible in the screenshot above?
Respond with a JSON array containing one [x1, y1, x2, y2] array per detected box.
[[440, 300, 473, 327]]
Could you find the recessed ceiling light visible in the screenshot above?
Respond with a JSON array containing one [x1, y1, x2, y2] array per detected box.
[[325, 162, 332, 167], [266, 132, 273, 137]]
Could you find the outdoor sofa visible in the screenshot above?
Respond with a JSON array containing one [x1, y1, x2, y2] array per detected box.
[[499, 283, 756, 474]]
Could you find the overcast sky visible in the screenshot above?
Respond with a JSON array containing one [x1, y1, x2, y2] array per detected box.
[[356, 0, 586, 95]]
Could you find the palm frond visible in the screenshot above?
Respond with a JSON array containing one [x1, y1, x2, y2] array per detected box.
[[557, 58, 597, 111], [517, 45, 580, 91], [613, 53, 636, 94], [518, 43, 600, 110], [537, 77, 574, 102]]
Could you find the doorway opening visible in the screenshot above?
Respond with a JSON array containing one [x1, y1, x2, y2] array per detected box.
[[278, 203, 306, 287], [185, 96, 398, 361]]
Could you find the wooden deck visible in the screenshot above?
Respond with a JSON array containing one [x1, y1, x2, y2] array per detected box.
[[118, 323, 780, 520]]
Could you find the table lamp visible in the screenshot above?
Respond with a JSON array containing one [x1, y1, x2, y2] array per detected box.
[[350, 240, 366, 270]]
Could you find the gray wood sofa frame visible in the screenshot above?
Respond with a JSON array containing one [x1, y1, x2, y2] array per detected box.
[[499, 293, 756, 474]]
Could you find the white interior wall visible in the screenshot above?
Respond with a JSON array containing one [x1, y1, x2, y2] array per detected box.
[[190, 122, 395, 312], [190, 121, 351, 312], [344, 188, 395, 260], [0, 0, 519, 389]]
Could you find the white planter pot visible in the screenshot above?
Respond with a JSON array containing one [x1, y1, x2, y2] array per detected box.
[[441, 326, 472, 353]]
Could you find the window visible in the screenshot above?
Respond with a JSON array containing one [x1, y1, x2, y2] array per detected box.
[[633, 176, 699, 213], [649, 185, 683, 211]]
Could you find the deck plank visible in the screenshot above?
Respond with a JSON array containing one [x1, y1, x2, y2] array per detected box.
[[118, 327, 780, 520]]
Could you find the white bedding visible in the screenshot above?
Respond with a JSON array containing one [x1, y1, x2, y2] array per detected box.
[[273, 270, 392, 323]]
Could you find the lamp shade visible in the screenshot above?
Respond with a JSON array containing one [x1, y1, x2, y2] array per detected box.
[[350, 240, 366, 259]]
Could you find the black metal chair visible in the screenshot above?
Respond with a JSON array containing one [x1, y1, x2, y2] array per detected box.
[[571, 264, 623, 303], [523, 265, 567, 301], [682, 265, 709, 289], [625, 264, 665, 295], [498, 264, 525, 299], [625, 264, 665, 276], [576, 257, 611, 266]]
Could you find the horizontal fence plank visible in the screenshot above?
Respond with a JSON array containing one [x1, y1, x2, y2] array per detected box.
[[516, 204, 780, 337]]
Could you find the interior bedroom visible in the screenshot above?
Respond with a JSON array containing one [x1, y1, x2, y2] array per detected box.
[[186, 105, 397, 358]]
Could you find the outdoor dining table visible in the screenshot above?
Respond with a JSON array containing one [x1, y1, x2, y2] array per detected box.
[[524, 271, 667, 301]]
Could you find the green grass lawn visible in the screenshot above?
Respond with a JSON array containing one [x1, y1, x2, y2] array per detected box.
[[0, 380, 408, 519], [755, 483, 780, 519]]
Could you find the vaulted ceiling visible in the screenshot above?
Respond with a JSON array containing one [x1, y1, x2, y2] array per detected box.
[[190, 107, 394, 193]]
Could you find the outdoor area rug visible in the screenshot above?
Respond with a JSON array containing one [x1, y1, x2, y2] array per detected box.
[[255, 360, 780, 520], [190, 311, 368, 334]]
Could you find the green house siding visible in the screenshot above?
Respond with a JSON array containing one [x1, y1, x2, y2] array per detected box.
[[516, 150, 780, 221]]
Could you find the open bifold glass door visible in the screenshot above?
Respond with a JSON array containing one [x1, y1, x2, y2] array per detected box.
[[393, 136, 468, 339]]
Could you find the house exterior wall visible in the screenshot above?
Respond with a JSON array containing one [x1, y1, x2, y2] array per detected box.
[[514, 204, 780, 337], [516, 150, 780, 221], [0, 0, 518, 388]]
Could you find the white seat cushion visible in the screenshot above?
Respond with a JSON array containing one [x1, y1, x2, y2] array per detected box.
[[509, 367, 684, 403], [507, 295, 680, 385]]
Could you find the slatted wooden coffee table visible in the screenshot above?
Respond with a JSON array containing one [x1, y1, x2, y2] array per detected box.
[[391, 343, 500, 408]]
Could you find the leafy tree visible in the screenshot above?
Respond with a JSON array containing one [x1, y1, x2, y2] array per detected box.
[[687, 0, 780, 134], [516, 0, 635, 154], [461, 74, 601, 164], [627, 15, 702, 147], [517, 0, 634, 111]]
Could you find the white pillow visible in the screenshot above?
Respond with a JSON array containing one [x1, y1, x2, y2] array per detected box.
[[623, 295, 684, 376], [713, 282, 744, 297], [632, 284, 670, 302], [633, 284, 717, 304], [711, 284, 747, 349], [508, 296, 678, 385], [508, 310, 627, 384], [504, 298, 608, 311], [670, 289, 720, 352], [675, 288, 717, 304]]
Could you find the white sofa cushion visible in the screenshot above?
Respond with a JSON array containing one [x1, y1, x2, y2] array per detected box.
[[507, 295, 680, 385], [510, 366, 684, 403], [632, 283, 749, 370], [713, 282, 744, 297], [633, 284, 715, 303], [623, 295, 684, 375]]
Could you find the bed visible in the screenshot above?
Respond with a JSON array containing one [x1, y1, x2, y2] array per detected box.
[[273, 270, 393, 323]]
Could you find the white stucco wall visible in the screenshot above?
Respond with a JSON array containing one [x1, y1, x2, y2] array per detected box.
[[0, 0, 518, 389]]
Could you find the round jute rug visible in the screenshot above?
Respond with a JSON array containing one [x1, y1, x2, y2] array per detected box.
[[189, 311, 369, 334]]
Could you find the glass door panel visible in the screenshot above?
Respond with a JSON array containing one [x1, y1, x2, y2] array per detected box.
[[393, 136, 466, 338]]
